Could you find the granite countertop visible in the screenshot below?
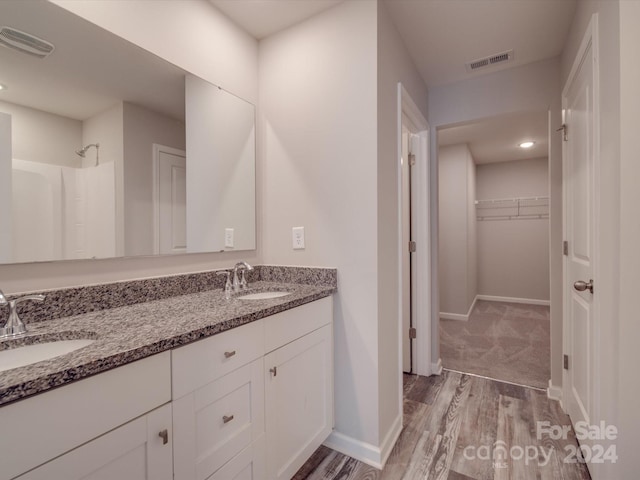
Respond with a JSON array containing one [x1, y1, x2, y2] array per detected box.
[[0, 281, 335, 407]]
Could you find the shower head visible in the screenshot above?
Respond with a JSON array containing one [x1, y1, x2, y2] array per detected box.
[[75, 143, 99, 158]]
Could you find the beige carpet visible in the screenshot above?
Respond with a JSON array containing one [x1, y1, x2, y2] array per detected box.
[[439, 300, 550, 389]]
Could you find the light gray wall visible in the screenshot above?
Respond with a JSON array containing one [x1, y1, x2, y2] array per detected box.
[[438, 144, 476, 316], [377, 0, 429, 446], [122, 102, 185, 257], [476, 158, 550, 301], [1, 0, 260, 294], [0, 100, 82, 168], [259, 0, 381, 447], [618, 2, 640, 476]]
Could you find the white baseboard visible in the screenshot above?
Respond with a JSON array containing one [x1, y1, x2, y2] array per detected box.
[[440, 295, 479, 321], [547, 380, 563, 401], [431, 358, 443, 375], [476, 295, 550, 306], [379, 414, 403, 468], [324, 431, 384, 469]]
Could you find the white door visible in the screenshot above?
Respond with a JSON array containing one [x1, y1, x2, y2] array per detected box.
[[17, 404, 173, 480], [154, 145, 186, 254], [562, 17, 598, 454], [401, 127, 413, 373]]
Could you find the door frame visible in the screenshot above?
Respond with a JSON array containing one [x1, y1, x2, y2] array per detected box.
[[152, 143, 187, 255], [561, 11, 600, 462], [397, 83, 431, 380]]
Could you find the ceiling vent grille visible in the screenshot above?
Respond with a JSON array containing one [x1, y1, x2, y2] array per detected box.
[[466, 49, 513, 72], [0, 27, 55, 58]]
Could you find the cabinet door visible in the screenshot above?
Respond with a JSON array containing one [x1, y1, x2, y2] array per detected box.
[[173, 358, 264, 480], [265, 324, 333, 480], [17, 403, 172, 480]]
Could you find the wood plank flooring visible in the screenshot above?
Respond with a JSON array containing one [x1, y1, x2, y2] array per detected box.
[[293, 371, 591, 480]]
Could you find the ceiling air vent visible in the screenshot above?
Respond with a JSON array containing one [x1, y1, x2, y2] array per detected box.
[[465, 49, 513, 72], [0, 27, 55, 58]]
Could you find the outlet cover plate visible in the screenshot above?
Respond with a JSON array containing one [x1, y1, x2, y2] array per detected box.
[[225, 228, 234, 248], [292, 227, 305, 250]]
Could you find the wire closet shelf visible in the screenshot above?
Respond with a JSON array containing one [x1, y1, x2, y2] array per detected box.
[[475, 196, 549, 221]]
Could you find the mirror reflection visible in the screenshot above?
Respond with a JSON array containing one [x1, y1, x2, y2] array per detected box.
[[0, 1, 256, 264]]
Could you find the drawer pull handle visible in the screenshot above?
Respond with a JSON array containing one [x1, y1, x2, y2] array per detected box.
[[223, 415, 235, 424], [270, 366, 277, 377], [224, 350, 236, 358], [159, 429, 169, 445]]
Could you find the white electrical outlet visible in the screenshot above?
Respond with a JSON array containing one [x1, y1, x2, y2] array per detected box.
[[292, 226, 305, 250], [225, 228, 234, 248]]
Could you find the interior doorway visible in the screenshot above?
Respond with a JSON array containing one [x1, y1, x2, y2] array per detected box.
[[435, 111, 552, 389], [397, 84, 430, 378]]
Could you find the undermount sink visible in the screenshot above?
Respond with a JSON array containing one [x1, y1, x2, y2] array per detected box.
[[239, 291, 291, 300], [0, 339, 95, 373]]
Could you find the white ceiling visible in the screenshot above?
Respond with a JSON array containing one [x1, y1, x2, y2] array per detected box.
[[438, 111, 549, 164], [0, 1, 186, 121], [384, 0, 578, 87], [210, 0, 345, 39]]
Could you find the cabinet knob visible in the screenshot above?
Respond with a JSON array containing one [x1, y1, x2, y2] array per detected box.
[[222, 414, 235, 424], [269, 366, 277, 377], [224, 350, 236, 358], [158, 429, 169, 445]]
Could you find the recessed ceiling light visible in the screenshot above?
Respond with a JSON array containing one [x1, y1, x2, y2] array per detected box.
[[0, 84, 6, 91], [519, 141, 535, 149]]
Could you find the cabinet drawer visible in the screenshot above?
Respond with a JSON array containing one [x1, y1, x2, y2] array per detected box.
[[172, 319, 264, 399], [173, 358, 264, 480], [208, 436, 265, 480], [0, 352, 171, 480], [265, 296, 332, 353]]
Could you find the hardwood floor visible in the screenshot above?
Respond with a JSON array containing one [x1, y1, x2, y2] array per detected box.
[[293, 371, 591, 480]]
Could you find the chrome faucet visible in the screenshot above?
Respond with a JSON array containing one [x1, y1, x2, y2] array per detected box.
[[0, 289, 46, 338], [232, 261, 254, 292]]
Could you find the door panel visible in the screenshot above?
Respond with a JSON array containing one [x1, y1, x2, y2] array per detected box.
[[563, 25, 596, 455]]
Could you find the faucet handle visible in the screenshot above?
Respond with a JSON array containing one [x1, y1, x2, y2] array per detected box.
[[0, 293, 45, 338], [216, 271, 233, 299], [0, 289, 7, 305]]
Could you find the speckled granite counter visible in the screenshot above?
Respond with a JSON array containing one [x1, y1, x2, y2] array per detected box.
[[0, 270, 336, 407]]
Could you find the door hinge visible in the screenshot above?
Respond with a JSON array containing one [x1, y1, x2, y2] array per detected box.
[[557, 124, 568, 141], [409, 327, 417, 339], [409, 241, 416, 253], [564, 354, 569, 370], [563, 241, 569, 256], [408, 152, 416, 166]]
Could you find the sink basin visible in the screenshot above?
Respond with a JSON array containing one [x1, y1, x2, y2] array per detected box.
[[0, 339, 95, 373], [239, 291, 291, 300]]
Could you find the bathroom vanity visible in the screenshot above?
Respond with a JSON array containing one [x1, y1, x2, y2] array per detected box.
[[0, 268, 336, 480]]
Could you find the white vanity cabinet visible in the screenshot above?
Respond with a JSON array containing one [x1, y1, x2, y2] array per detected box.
[[171, 295, 334, 480], [0, 352, 172, 480], [264, 297, 334, 480]]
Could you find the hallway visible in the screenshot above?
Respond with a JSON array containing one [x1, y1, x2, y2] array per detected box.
[[295, 370, 590, 479]]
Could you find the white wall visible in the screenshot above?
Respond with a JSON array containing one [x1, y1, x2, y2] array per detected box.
[[377, 0, 429, 452], [476, 158, 549, 301], [0, 1, 260, 294], [429, 57, 562, 383], [260, 0, 381, 451], [122, 102, 185, 256], [0, 100, 82, 168], [438, 144, 477, 316]]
